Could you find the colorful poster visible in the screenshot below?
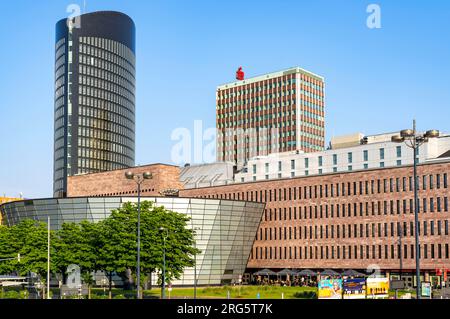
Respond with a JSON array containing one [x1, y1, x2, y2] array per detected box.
[[421, 282, 432, 298], [318, 279, 343, 299], [366, 278, 389, 299], [343, 278, 366, 299]]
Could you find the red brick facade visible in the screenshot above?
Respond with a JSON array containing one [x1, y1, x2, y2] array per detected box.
[[180, 161, 450, 273], [67, 163, 182, 197]]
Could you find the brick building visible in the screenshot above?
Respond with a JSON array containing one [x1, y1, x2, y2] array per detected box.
[[180, 160, 450, 286], [67, 163, 182, 197]]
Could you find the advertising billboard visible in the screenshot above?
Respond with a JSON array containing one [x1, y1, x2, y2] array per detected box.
[[366, 278, 389, 299], [421, 282, 432, 298], [343, 278, 366, 299], [318, 279, 343, 299]]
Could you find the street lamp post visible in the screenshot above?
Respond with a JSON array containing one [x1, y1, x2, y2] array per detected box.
[[391, 120, 439, 299], [398, 224, 403, 281], [191, 226, 200, 299], [125, 171, 153, 299], [159, 227, 168, 299]]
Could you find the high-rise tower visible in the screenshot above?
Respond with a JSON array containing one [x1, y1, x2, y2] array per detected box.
[[216, 67, 325, 169], [53, 11, 136, 197]]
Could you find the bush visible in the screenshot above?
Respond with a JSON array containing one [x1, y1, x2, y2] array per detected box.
[[90, 294, 109, 299], [3, 290, 22, 299], [293, 291, 317, 299], [113, 294, 126, 299]]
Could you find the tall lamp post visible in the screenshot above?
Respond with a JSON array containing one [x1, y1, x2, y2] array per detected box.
[[192, 227, 200, 299], [391, 120, 439, 299], [398, 224, 403, 281], [159, 227, 168, 299], [125, 171, 153, 299]]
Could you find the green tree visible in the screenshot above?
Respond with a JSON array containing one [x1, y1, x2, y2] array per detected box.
[[53, 221, 100, 297], [97, 201, 200, 293], [0, 220, 57, 278], [141, 203, 200, 285]]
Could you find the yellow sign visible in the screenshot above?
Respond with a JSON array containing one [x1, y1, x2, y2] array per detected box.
[[366, 278, 389, 299]]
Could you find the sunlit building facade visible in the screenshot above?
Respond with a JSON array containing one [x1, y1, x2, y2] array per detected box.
[[53, 11, 136, 197], [216, 67, 325, 169]]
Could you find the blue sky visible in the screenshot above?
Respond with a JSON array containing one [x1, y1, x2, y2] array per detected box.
[[0, 0, 449, 198]]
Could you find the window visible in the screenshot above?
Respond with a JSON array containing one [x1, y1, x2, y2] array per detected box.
[[304, 158, 309, 169], [319, 169, 323, 175], [333, 154, 337, 165], [396, 146, 402, 158], [348, 152, 353, 164], [397, 160, 402, 166], [380, 162, 385, 168], [348, 165, 353, 171], [278, 161, 282, 172], [380, 148, 385, 160], [291, 160, 295, 170], [364, 163, 369, 169], [363, 150, 368, 162], [318, 156, 323, 167], [265, 163, 269, 173]]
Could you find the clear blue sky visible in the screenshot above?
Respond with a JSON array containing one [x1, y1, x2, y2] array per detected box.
[[1, 0, 449, 198]]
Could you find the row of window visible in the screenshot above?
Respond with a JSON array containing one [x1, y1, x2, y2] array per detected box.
[[77, 144, 134, 162], [261, 197, 449, 221], [76, 157, 133, 174], [252, 243, 450, 260], [79, 37, 135, 68], [78, 115, 134, 140], [77, 126, 134, 153], [79, 72, 134, 98], [210, 174, 449, 202], [218, 79, 322, 100], [77, 137, 133, 156], [79, 79, 134, 104], [79, 96, 134, 121], [258, 220, 450, 241]]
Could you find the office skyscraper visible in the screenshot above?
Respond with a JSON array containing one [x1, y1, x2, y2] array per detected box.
[[53, 11, 136, 197], [216, 67, 325, 169]]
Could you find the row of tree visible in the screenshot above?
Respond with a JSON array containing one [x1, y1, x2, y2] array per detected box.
[[0, 201, 200, 292]]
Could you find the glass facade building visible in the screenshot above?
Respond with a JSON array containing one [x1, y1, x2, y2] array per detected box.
[[54, 11, 136, 197], [0, 197, 264, 286]]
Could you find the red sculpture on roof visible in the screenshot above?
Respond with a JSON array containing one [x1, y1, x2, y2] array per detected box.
[[236, 67, 245, 81]]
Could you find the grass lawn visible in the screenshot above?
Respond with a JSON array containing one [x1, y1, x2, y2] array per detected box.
[[87, 286, 418, 300], [143, 286, 318, 299]]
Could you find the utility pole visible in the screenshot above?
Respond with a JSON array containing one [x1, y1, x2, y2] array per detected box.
[[47, 216, 51, 299]]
